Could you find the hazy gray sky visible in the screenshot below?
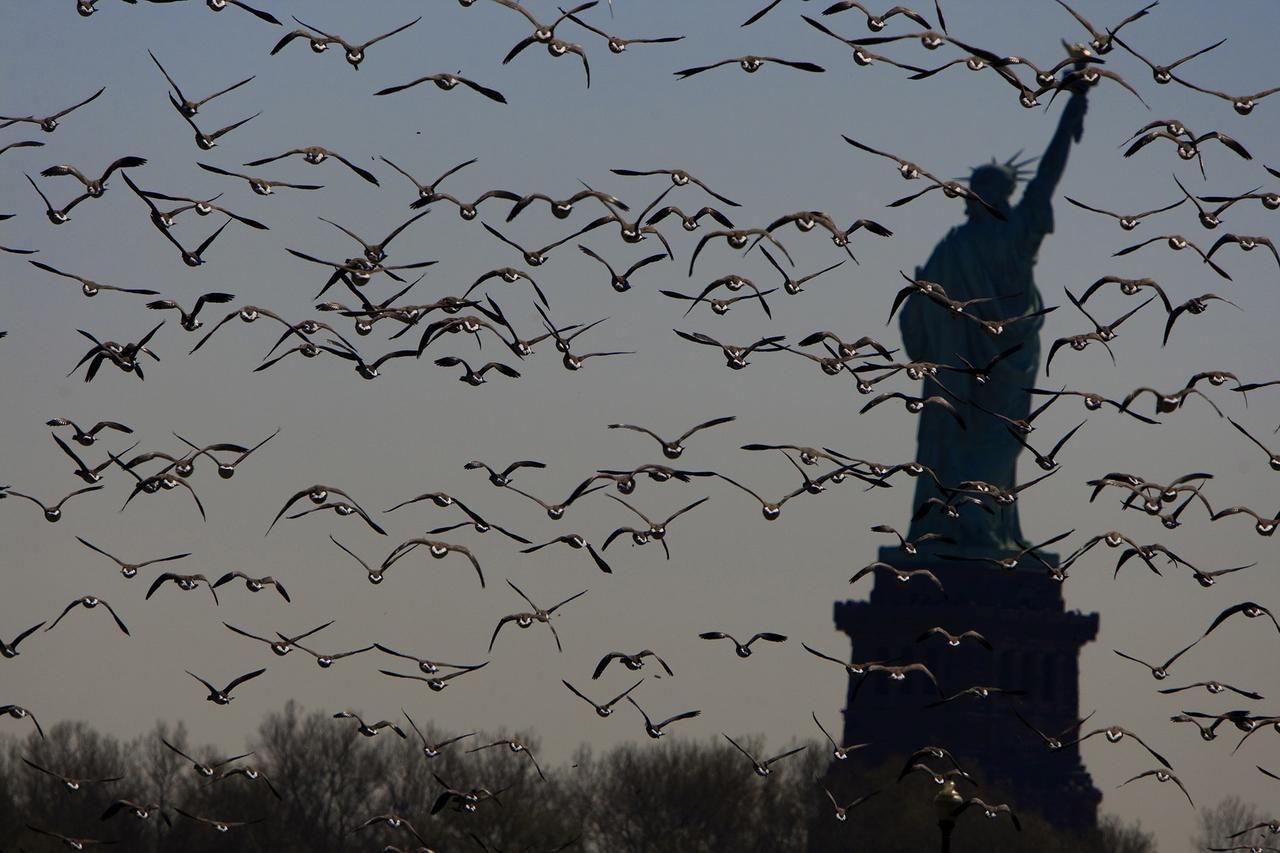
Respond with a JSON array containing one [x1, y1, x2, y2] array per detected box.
[[2, 1, 1278, 849]]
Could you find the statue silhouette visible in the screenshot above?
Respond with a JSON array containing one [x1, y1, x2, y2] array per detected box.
[[900, 90, 1089, 552]]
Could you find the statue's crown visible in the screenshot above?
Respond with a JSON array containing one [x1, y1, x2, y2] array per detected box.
[[969, 151, 1038, 196]]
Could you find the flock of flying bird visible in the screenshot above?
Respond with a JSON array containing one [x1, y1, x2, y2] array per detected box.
[[1, 0, 1280, 850]]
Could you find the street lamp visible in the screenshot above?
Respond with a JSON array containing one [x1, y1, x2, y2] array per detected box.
[[934, 778, 965, 852]]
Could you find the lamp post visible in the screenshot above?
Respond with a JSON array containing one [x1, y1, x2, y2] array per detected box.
[[934, 778, 964, 852]]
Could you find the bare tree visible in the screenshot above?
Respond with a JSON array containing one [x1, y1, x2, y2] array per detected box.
[[1192, 794, 1267, 852], [0, 708, 1159, 853]]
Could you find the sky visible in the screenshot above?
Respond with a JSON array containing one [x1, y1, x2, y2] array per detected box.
[[2, 1, 1279, 850]]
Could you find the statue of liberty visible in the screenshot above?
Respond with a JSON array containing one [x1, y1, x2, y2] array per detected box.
[[899, 89, 1088, 552]]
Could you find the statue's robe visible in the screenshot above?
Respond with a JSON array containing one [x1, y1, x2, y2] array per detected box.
[[899, 175, 1056, 551]]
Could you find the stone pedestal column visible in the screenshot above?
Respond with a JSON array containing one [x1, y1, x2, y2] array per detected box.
[[812, 548, 1100, 850]]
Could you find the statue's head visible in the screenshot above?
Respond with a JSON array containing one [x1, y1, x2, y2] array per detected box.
[[966, 153, 1036, 220]]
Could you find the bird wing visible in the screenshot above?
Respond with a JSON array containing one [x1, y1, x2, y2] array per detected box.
[[674, 58, 740, 78], [488, 615, 519, 652], [722, 733, 758, 764], [224, 667, 267, 693], [764, 744, 808, 766], [459, 76, 508, 104]]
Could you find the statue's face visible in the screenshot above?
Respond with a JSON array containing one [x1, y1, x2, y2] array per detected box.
[[967, 167, 1014, 219]]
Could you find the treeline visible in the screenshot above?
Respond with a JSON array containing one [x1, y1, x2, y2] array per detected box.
[[0, 701, 1156, 852]]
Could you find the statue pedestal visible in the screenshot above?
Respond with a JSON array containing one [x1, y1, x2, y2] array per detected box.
[[826, 548, 1100, 832]]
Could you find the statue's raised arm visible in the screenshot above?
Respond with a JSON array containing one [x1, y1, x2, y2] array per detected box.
[[1019, 90, 1089, 230]]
